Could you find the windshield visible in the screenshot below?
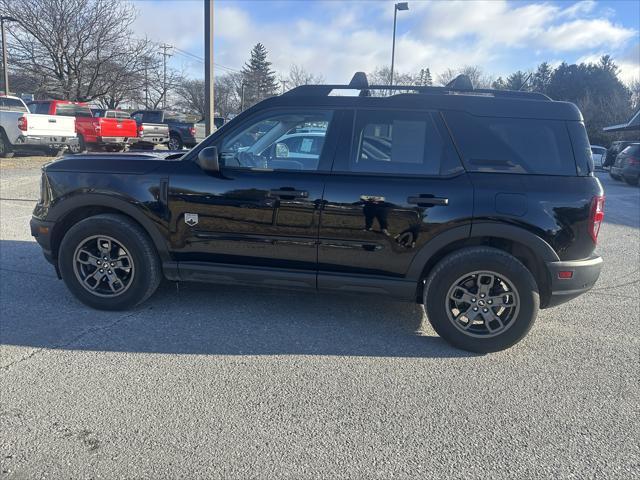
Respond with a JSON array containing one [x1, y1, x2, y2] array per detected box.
[[0, 97, 28, 113]]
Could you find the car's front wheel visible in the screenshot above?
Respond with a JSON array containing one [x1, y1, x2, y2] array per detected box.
[[58, 214, 161, 310], [423, 247, 539, 353]]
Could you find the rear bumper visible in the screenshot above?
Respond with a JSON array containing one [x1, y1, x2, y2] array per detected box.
[[622, 165, 640, 182], [15, 135, 78, 150], [96, 136, 137, 145], [30, 216, 57, 267], [138, 135, 169, 146], [544, 255, 602, 308]]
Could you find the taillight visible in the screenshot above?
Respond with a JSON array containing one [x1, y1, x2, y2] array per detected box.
[[189, 126, 196, 136], [628, 157, 640, 166], [138, 124, 144, 136], [18, 116, 27, 131], [589, 195, 605, 244]]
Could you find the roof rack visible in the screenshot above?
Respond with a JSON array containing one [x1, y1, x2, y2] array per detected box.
[[284, 72, 552, 101]]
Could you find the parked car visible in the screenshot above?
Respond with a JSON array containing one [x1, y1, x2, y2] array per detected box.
[[129, 110, 170, 150], [28, 101, 137, 153], [130, 110, 203, 150], [590, 145, 607, 170], [30, 72, 604, 353], [610, 143, 640, 185], [604, 140, 635, 168], [0, 95, 77, 157]]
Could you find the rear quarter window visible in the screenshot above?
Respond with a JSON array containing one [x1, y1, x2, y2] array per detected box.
[[444, 111, 576, 176]]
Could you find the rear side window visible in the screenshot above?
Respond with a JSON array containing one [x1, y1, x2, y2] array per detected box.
[[0, 97, 28, 113], [338, 110, 462, 176], [444, 111, 575, 176], [566, 122, 593, 175]]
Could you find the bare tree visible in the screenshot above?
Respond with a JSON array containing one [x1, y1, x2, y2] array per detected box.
[[437, 66, 494, 89], [287, 64, 324, 88], [2, 0, 156, 102]]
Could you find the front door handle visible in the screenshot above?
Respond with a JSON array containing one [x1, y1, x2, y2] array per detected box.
[[407, 195, 449, 206], [269, 188, 309, 199]]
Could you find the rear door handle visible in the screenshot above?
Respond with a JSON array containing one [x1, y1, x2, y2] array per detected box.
[[407, 196, 449, 206], [269, 189, 309, 199]]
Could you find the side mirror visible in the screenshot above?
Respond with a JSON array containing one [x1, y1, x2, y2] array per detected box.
[[275, 143, 289, 158], [196, 146, 219, 173]]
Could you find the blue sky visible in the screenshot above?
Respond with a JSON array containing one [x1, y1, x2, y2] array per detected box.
[[133, 0, 640, 84]]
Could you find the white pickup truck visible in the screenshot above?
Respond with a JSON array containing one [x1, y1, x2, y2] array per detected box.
[[0, 95, 77, 157]]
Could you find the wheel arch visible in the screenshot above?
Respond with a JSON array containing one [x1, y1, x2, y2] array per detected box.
[[48, 195, 171, 263], [408, 223, 556, 305]]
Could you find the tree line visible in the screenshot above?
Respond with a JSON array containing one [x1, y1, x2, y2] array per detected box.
[[1, 0, 637, 146]]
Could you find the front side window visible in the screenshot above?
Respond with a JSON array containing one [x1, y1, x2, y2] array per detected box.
[[343, 110, 461, 176], [220, 110, 333, 171]]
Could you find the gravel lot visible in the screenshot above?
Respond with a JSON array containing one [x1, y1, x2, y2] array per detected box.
[[1, 157, 638, 479]]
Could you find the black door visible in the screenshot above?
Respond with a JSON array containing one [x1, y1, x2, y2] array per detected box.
[[168, 108, 339, 284], [318, 109, 473, 292]]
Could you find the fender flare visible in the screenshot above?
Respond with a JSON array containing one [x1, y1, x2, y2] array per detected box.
[[405, 222, 559, 280], [47, 193, 171, 262]]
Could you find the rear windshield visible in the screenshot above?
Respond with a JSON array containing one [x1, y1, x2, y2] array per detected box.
[[142, 111, 163, 123], [56, 103, 93, 117], [443, 111, 576, 176], [94, 110, 130, 119], [0, 97, 28, 113]]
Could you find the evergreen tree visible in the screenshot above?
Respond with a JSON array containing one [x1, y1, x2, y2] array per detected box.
[[532, 62, 553, 93], [417, 68, 433, 86], [241, 43, 279, 107], [492, 77, 507, 90], [505, 70, 529, 91]]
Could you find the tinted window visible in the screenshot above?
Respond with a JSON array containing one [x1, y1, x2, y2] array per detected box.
[[220, 110, 333, 171], [445, 111, 575, 176], [142, 111, 163, 123], [27, 102, 50, 114], [567, 122, 593, 175], [55, 103, 93, 117], [343, 110, 461, 176], [0, 97, 28, 113]]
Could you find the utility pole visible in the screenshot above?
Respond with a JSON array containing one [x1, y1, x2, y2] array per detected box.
[[204, 0, 215, 135], [240, 82, 245, 112], [160, 44, 172, 109], [280, 79, 287, 95], [1, 16, 17, 95], [389, 3, 409, 90], [144, 57, 149, 108]]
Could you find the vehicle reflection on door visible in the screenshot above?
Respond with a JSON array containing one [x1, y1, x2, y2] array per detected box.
[[318, 175, 474, 277]]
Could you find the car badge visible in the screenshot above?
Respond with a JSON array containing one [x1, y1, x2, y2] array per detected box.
[[185, 213, 198, 226]]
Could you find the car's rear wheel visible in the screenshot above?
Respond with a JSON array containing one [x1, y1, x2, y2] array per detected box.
[[58, 214, 161, 310], [624, 175, 639, 186], [0, 131, 15, 158], [423, 247, 539, 353], [168, 134, 183, 151], [69, 135, 86, 154]]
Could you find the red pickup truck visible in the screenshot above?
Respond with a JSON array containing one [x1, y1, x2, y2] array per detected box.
[[27, 101, 137, 152]]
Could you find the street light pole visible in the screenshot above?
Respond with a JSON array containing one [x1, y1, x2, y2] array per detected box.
[[1, 16, 17, 95], [389, 2, 408, 89], [204, 0, 215, 135]]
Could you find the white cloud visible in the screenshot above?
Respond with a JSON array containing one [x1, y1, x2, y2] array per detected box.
[[132, 0, 638, 85]]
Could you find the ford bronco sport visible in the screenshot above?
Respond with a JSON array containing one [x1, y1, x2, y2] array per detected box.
[[30, 73, 604, 353]]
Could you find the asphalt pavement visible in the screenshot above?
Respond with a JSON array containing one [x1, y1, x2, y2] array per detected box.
[[1, 158, 638, 479]]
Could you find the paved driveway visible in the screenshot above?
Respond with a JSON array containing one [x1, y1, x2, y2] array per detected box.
[[1, 159, 638, 479]]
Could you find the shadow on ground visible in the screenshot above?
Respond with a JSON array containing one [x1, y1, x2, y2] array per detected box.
[[0, 240, 472, 360]]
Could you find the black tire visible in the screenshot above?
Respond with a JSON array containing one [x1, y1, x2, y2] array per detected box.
[[58, 214, 162, 310], [136, 143, 155, 151], [168, 134, 183, 151], [0, 131, 15, 158], [46, 147, 66, 157], [423, 247, 539, 353], [69, 135, 86, 154]]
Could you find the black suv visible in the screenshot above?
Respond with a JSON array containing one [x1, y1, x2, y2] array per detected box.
[[30, 73, 604, 353]]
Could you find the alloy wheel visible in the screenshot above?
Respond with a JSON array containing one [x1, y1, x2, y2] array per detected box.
[[445, 270, 520, 338], [73, 235, 135, 297]]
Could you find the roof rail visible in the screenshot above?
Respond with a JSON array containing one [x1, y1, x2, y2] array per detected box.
[[284, 72, 552, 101]]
